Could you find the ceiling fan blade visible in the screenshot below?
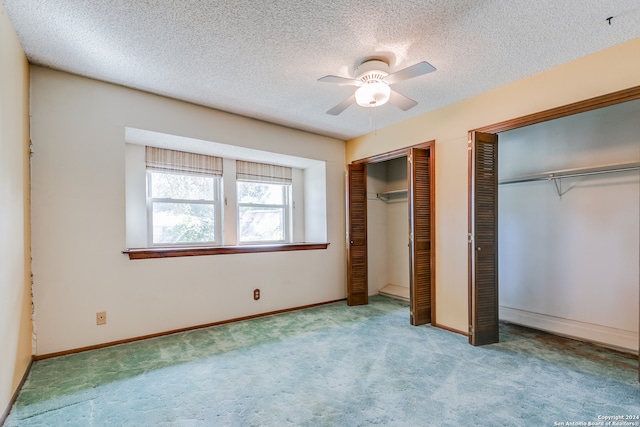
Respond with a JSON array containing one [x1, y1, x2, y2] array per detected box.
[[326, 94, 356, 115], [388, 89, 418, 111], [318, 75, 359, 86], [383, 61, 436, 85]]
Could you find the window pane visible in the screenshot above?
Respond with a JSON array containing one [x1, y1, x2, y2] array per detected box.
[[150, 171, 214, 200], [238, 206, 284, 242], [152, 202, 216, 244], [237, 182, 285, 204]]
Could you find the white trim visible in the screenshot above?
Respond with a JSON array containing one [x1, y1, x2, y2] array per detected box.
[[146, 170, 223, 247], [236, 182, 291, 244], [500, 306, 638, 353]]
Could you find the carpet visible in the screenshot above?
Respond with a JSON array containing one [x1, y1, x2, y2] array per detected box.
[[5, 296, 639, 426]]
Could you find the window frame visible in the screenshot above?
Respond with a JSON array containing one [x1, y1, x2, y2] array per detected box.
[[146, 169, 223, 247], [236, 180, 292, 245]]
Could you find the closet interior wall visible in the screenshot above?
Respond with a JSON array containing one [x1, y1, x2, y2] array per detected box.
[[498, 99, 640, 352], [366, 157, 409, 297]]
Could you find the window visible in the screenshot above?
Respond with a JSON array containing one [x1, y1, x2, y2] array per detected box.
[[237, 181, 290, 243], [125, 132, 329, 252], [146, 147, 222, 246], [236, 160, 292, 244]]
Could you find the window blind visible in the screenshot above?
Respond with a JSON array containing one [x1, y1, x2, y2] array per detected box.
[[146, 146, 223, 177], [236, 160, 292, 184]]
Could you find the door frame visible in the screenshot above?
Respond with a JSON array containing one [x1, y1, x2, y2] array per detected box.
[[467, 85, 640, 378], [350, 140, 436, 325]]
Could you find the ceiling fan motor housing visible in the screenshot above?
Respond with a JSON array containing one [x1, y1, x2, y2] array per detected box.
[[355, 59, 390, 83]]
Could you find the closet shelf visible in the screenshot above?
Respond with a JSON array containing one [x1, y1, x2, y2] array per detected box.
[[376, 189, 408, 203], [498, 161, 640, 185]]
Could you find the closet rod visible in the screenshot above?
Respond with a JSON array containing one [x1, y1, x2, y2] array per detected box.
[[499, 162, 640, 185]]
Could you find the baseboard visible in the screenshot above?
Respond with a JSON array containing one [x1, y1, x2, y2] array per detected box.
[[432, 322, 468, 337], [34, 298, 347, 361], [0, 357, 33, 426], [378, 284, 409, 301], [500, 306, 639, 354]]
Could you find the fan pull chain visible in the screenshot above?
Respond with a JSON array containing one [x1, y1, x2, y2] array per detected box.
[[369, 108, 373, 132], [369, 105, 379, 135]]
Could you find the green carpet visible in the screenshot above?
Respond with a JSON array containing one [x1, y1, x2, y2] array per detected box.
[[5, 296, 639, 426]]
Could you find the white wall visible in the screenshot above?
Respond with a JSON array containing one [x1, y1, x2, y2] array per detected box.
[[385, 158, 409, 289], [498, 100, 640, 351], [30, 66, 346, 355], [366, 162, 388, 294], [366, 158, 409, 294], [303, 163, 327, 243], [0, 3, 32, 416]]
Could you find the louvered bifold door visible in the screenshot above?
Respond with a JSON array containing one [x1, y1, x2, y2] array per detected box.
[[347, 163, 368, 306], [469, 132, 499, 345], [409, 148, 433, 325]]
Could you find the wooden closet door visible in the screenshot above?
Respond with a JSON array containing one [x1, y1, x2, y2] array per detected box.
[[347, 163, 368, 306], [468, 132, 499, 345], [409, 147, 434, 325]]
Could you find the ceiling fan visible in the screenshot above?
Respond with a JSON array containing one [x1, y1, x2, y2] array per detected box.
[[318, 58, 436, 115]]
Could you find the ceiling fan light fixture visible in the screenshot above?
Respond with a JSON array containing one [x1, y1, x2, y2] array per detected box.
[[355, 81, 391, 108], [320, 58, 435, 115]]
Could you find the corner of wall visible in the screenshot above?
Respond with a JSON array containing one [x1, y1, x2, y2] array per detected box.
[[0, 1, 33, 418]]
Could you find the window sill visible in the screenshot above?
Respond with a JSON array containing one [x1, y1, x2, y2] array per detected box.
[[122, 242, 330, 260]]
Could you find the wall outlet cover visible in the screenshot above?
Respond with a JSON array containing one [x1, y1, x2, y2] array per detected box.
[[96, 311, 107, 325]]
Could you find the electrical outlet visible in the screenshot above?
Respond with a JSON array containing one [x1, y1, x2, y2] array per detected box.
[[96, 311, 107, 325], [253, 289, 260, 300]]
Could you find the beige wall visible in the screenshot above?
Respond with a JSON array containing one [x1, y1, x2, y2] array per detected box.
[[0, 3, 32, 417], [346, 38, 640, 333], [30, 66, 346, 355]]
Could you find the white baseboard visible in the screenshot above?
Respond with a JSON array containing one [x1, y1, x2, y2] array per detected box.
[[499, 306, 639, 354]]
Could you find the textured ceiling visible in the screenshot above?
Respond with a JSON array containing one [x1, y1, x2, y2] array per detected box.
[[3, 0, 639, 140]]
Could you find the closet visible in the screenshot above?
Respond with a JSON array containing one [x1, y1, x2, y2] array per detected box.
[[468, 87, 640, 362], [497, 98, 640, 352], [367, 157, 410, 301], [347, 142, 434, 326]]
